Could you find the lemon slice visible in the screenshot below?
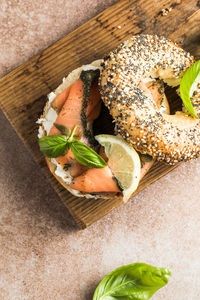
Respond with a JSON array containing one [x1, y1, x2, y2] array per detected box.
[[95, 134, 141, 200]]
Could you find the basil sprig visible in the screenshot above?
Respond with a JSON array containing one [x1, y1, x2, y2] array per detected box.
[[38, 124, 107, 168], [180, 60, 200, 118], [93, 263, 171, 300], [38, 135, 68, 158], [70, 140, 107, 168]]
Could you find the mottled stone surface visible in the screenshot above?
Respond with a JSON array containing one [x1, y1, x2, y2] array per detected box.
[[0, 1, 200, 299]]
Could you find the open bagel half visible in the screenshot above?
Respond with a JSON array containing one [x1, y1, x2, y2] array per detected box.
[[37, 60, 124, 200]]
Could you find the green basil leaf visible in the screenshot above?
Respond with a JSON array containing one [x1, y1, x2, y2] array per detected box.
[[70, 140, 107, 168], [38, 135, 67, 158], [180, 60, 200, 118], [54, 123, 71, 137], [93, 263, 171, 300]]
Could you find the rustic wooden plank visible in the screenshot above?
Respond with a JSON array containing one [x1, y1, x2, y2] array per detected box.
[[0, 0, 199, 228], [169, 10, 200, 58]]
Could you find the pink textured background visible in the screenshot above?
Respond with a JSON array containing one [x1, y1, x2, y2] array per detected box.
[[0, 1, 200, 299]]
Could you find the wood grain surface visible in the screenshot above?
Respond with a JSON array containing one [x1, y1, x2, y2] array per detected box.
[[0, 0, 199, 228]]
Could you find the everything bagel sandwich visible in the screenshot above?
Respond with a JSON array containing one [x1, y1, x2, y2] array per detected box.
[[37, 34, 200, 201]]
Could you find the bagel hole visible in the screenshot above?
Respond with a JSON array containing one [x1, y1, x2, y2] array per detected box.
[[163, 83, 183, 114], [93, 102, 115, 135]]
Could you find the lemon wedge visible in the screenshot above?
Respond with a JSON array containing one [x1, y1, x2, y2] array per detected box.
[[95, 134, 141, 201]]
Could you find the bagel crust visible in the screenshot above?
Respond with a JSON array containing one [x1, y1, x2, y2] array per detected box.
[[100, 34, 200, 164]]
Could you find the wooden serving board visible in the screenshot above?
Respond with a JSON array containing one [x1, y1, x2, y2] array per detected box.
[[0, 0, 199, 229]]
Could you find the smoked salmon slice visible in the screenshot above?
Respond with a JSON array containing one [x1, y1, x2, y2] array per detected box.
[[140, 159, 154, 180], [49, 72, 101, 177], [50, 78, 85, 136], [70, 166, 120, 193], [51, 84, 72, 112]]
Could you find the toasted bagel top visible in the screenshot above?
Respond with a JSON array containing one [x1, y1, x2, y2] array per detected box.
[[100, 35, 200, 164]]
